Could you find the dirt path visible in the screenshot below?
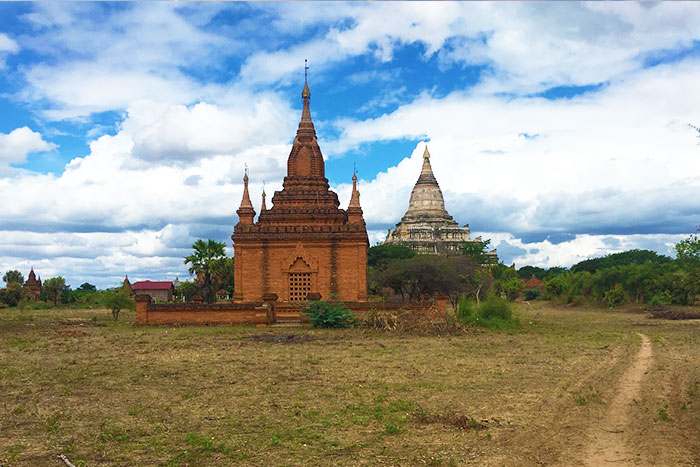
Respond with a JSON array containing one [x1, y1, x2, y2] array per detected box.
[[582, 333, 653, 466]]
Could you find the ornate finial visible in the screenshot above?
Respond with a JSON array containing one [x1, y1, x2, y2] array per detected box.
[[302, 59, 311, 99], [423, 145, 430, 159]]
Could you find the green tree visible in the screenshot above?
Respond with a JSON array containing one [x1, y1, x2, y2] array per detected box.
[[40, 277, 68, 305], [460, 239, 492, 264], [175, 280, 199, 302], [77, 282, 96, 291], [184, 239, 227, 303], [0, 282, 23, 307], [517, 265, 546, 280], [367, 244, 416, 268], [3, 270, 24, 285], [103, 291, 135, 320], [673, 231, 700, 305]]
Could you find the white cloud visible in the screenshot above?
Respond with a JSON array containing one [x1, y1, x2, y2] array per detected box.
[[478, 232, 685, 269], [0, 127, 57, 169], [330, 58, 700, 239], [0, 32, 20, 69], [0, 226, 196, 289]]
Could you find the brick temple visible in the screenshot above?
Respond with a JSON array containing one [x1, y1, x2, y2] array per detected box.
[[22, 268, 42, 300], [231, 77, 369, 304]]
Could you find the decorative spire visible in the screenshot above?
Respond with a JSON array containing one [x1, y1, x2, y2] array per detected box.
[[300, 60, 313, 128], [403, 144, 452, 221], [285, 60, 326, 179], [349, 171, 361, 208], [417, 144, 438, 185], [302, 59, 310, 99], [236, 171, 256, 224], [261, 181, 267, 211], [347, 170, 364, 224]]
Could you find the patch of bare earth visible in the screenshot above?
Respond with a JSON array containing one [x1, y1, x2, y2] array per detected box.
[[581, 333, 653, 466]]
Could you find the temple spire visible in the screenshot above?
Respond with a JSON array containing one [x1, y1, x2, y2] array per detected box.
[[300, 59, 312, 128], [261, 182, 267, 211], [417, 144, 438, 185], [236, 171, 256, 224], [347, 170, 364, 224], [349, 172, 361, 208]]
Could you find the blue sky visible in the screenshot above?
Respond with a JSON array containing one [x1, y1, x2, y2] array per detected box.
[[1, 2, 699, 289]]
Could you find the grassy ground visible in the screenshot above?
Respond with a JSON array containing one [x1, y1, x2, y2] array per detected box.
[[1, 302, 698, 466]]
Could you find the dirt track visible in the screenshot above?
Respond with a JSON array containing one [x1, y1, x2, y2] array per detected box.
[[582, 333, 653, 466]]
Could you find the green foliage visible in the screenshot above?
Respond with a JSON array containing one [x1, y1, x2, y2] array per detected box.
[[517, 266, 546, 280], [40, 277, 68, 305], [495, 276, 523, 301], [460, 239, 493, 264], [3, 270, 24, 285], [479, 295, 513, 321], [77, 282, 96, 291], [175, 280, 199, 302], [544, 275, 569, 299], [571, 249, 671, 274], [375, 255, 460, 302], [184, 239, 227, 303], [604, 284, 626, 309], [302, 299, 356, 328], [103, 291, 135, 320], [0, 282, 24, 307], [523, 289, 540, 301], [456, 295, 517, 329], [367, 244, 416, 268]]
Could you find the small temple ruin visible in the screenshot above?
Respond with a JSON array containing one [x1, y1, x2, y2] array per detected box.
[[22, 268, 42, 300], [383, 146, 497, 261], [231, 74, 369, 304]]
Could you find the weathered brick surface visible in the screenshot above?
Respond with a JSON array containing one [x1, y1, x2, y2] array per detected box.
[[134, 294, 446, 327], [232, 81, 369, 305]]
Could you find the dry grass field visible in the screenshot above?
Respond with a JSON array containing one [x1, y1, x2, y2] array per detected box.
[[1, 302, 699, 466]]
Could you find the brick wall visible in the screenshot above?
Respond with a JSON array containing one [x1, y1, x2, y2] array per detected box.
[[135, 294, 446, 327]]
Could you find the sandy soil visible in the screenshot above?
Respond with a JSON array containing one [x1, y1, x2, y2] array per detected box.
[[581, 333, 653, 466]]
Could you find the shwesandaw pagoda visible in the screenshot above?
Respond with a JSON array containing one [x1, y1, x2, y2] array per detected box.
[[383, 146, 497, 262]]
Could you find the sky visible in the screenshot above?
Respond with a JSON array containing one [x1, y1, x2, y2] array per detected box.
[[1, 2, 699, 289]]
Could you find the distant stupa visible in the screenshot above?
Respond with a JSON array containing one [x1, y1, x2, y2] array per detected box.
[[383, 145, 497, 261]]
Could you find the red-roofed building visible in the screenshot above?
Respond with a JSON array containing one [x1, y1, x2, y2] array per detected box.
[[216, 289, 231, 302], [131, 281, 174, 302], [522, 275, 545, 291]]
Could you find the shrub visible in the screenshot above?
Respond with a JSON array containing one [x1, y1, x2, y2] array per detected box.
[[604, 284, 626, 309], [479, 295, 513, 321], [302, 300, 356, 328], [456, 295, 518, 329], [523, 289, 540, 301], [648, 292, 671, 307], [456, 295, 476, 322]]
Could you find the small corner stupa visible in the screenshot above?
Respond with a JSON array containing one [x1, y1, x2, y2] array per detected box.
[[383, 145, 497, 261]]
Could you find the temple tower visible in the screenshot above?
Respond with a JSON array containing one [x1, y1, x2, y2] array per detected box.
[[232, 75, 368, 303], [384, 145, 496, 260]]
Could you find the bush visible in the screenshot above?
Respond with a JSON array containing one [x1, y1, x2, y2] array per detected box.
[[456, 295, 518, 329], [523, 289, 540, 301], [479, 295, 513, 321], [604, 284, 626, 309], [456, 295, 476, 322], [648, 292, 671, 308], [302, 300, 356, 328]]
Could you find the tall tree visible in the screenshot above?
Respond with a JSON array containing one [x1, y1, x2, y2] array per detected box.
[[3, 270, 24, 285], [460, 239, 492, 265], [41, 277, 67, 305], [184, 239, 227, 303]]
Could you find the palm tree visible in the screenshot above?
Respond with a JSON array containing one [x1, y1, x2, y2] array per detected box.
[[184, 239, 227, 303]]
